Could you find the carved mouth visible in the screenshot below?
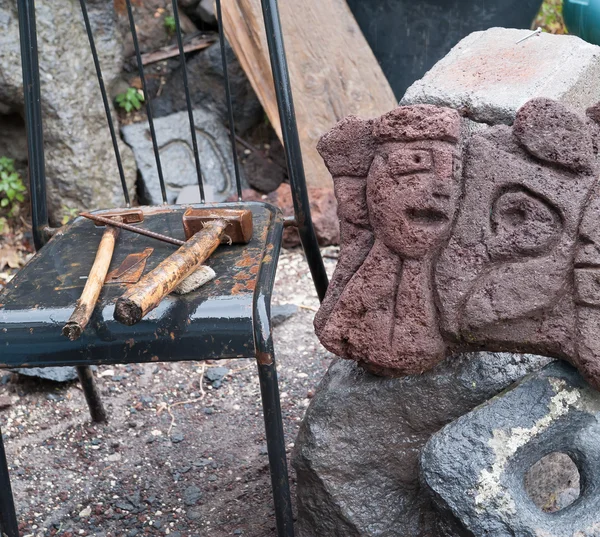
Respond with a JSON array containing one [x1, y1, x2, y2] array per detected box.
[[406, 207, 449, 226]]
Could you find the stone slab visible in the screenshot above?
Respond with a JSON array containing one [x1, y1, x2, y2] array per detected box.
[[121, 107, 240, 205], [401, 28, 600, 124], [421, 361, 600, 536], [293, 352, 551, 537]]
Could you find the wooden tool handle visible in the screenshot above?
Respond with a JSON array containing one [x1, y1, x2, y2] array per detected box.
[[114, 219, 227, 326], [62, 226, 120, 340]]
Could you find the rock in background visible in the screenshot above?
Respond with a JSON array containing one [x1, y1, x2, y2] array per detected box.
[[0, 0, 137, 223], [401, 27, 600, 123], [239, 184, 340, 248], [122, 107, 239, 204], [153, 41, 263, 135], [293, 353, 551, 537]]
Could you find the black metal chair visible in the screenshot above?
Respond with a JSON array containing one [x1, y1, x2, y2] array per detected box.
[[0, 1, 329, 536]]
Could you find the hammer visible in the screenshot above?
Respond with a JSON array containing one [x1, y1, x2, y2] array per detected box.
[[113, 207, 252, 326], [62, 209, 144, 340]]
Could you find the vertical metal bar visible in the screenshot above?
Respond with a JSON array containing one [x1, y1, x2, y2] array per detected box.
[[78, 0, 130, 207], [0, 427, 19, 537], [171, 0, 205, 203], [17, 0, 48, 251], [257, 360, 295, 537], [76, 366, 107, 423], [215, 0, 243, 201], [260, 0, 329, 301], [125, 0, 168, 204]]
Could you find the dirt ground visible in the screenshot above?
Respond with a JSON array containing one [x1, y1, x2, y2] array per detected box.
[[0, 248, 338, 537]]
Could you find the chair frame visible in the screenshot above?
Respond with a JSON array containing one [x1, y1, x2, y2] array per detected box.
[[0, 1, 330, 536]]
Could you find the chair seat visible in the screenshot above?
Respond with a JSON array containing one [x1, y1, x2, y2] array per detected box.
[[0, 202, 283, 369]]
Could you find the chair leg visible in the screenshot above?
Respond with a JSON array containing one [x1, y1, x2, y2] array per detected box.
[[257, 358, 295, 537], [0, 426, 19, 537], [76, 366, 107, 423]]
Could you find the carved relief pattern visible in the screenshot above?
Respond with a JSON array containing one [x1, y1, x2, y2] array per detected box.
[[315, 98, 600, 389]]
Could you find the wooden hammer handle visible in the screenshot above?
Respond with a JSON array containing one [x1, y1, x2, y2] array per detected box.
[[114, 219, 227, 326], [62, 225, 120, 340]]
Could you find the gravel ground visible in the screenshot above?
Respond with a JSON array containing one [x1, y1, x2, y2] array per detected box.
[[0, 248, 338, 537]]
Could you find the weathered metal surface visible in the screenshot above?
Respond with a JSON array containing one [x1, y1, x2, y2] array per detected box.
[[0, 202, 282, 368], [90, 208, 144, 225], [81, 212, 184, 246], [106, 248, 154, 284], [182, 207, 253, 242]]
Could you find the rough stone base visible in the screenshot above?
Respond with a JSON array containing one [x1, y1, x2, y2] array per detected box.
[[293, 353, 550, 537]]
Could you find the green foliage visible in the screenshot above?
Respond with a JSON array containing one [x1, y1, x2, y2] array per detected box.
[[61, 206, 79, 226], [115, 87, 145, 114], [164, 15, 176, 35], [0, 157, 26, 218], [534, 0, 567, 34]]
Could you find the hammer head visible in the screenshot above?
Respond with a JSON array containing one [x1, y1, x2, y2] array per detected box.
[[183, 208, 253, 244], [92, 209, 144, 225]]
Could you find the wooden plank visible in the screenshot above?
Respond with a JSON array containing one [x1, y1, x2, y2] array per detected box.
[[222, 0, 397, 188]]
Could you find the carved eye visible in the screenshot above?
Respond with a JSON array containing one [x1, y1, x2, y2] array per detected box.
[[387, 149, 433, 175], [490, 187, 562, 258]]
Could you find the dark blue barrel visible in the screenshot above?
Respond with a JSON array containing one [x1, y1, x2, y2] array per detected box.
[[563, 0, 600, 46]]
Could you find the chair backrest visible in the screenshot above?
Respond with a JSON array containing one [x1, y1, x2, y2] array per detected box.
[[16, 0, 328, 301]]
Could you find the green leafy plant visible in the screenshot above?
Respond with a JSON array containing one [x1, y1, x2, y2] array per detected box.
[[61, 206, 79, 226], [534, 0, 567, 34], [115, 87, 145, 114], [164, 15, 176, 35], [0, 157, 26, 218]]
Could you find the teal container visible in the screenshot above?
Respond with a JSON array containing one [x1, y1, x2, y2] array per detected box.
[[563, 0, 600, 45]]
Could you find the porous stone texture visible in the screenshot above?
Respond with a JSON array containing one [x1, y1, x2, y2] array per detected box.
[[238, 184, 340, 248], [421, 361, 600, 536], [121, 107, 238, 205], [0, 0, 137, 222], [315, 98, 600, 390], [524, 452, 581, 513], [401, 28, 600, 124], [293, 352, 551, 537]]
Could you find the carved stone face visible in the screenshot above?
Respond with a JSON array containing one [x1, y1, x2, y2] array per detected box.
[[367, 142, 458, 259], [315, 98, 600, 390]]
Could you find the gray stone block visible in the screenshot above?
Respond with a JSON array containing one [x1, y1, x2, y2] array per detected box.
[[401, 28, 600, 124], [421, 361, 600, 537], [293, 352, 551, 537], [121, 107, 241, 205]]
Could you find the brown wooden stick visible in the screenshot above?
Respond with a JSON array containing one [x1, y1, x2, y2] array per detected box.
[[62, 226, 120, 340], [139, 34, 216, 66], [114, 220, 227, 326]]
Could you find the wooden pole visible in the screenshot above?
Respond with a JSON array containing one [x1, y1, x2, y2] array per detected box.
[[62, 225, 120, 340], [114, 220, 227, 326]]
